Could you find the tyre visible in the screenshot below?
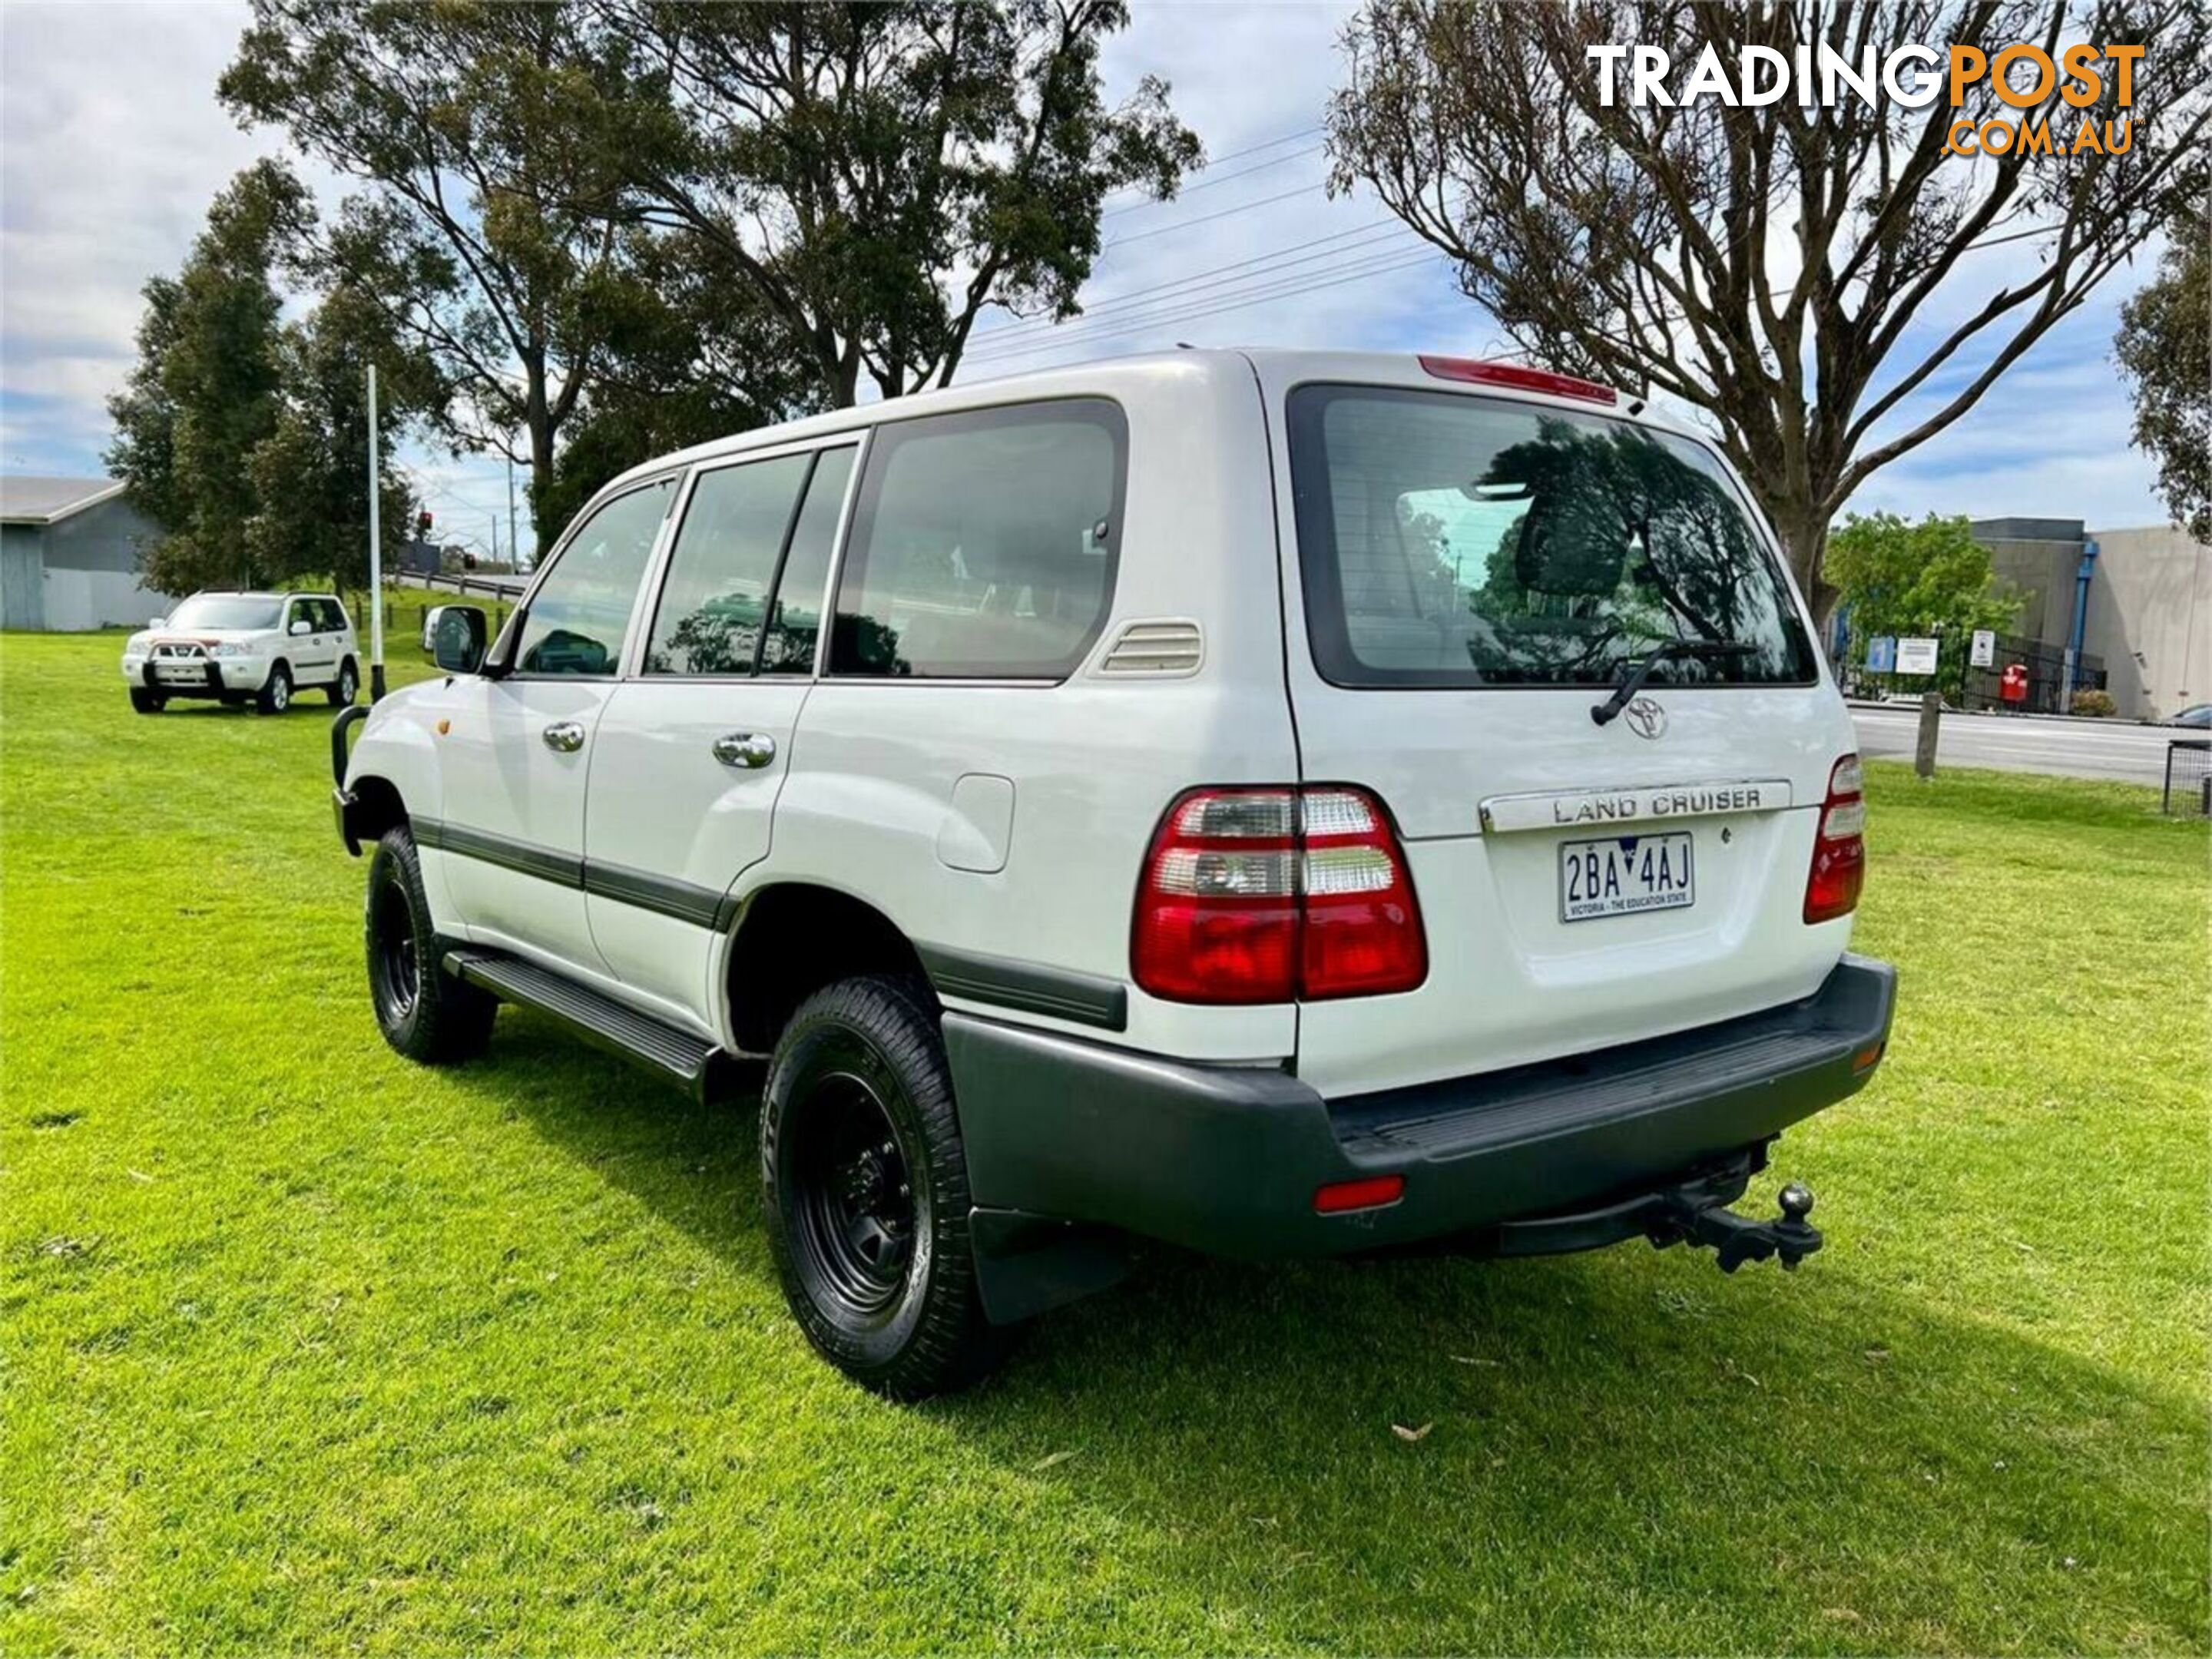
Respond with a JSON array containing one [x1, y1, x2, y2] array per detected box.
[[763, 975, 1007, 1398], [254, 663, 293, 715], [328, 657, 359, 707], [365, 826, 497, 1064], [129, 687, 165, 714]]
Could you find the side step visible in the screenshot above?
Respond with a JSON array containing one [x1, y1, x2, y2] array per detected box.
[[445, 948, 737, 1102]]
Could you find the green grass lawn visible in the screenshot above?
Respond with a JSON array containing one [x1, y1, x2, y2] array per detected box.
[[3, 623, 2206, 1655]]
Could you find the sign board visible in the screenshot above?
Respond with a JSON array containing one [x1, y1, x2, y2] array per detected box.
[[1970, 628, 1997, 668], [1864, 635, 1896, 674], [1896, 637, 1941, 676]]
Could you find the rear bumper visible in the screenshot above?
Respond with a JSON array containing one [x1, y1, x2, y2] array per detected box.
[[947, 954, 1896, 1261]]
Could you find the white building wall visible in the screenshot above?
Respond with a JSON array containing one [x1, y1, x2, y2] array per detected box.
[[40, 565, 171, 632], [2084, 525, 2212, 720]]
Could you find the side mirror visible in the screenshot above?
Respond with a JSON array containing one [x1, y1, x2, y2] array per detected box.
[[290, 618, 313, 636], [429, 604, 489, 674], [149, 616, 167, 630]]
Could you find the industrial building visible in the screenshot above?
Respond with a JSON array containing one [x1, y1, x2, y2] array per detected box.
[[1971, 518, 2211, 720], [0, 475, 174, 631]]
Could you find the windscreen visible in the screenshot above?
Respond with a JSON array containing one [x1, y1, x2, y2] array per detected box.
[[1287, 386, 1817, 689], [166, 595, 283, 631]]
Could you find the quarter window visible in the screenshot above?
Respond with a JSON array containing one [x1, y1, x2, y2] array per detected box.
[[830, 400, 1124, 679], [515, 480, 673, 676]]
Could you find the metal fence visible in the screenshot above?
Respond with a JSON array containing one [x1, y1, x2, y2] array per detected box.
[[2164, 739, 2211, 816], [1960, 633, 2105, 715], [389, 569, 531, 599]]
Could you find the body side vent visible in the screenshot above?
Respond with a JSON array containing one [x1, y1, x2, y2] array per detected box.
[[1098, 618, 1204, 677]]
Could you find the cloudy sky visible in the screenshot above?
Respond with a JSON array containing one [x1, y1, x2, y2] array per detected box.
[[0, 1, 2175, 556]]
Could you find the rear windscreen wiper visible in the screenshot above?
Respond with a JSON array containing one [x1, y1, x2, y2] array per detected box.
[[1590, 641, 1757, 727]]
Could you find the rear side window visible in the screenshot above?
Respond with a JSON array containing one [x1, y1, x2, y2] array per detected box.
[[763, 447, 856, 674], [644, 454, 813, 675], [1287, 386, 1816, 689], [830, 399, 1125, 679], [516, 480, 673, 676]]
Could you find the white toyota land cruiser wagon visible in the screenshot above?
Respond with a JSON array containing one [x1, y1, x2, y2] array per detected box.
[[333, 349, 1895, 1397], [124, 590, 360, 714]]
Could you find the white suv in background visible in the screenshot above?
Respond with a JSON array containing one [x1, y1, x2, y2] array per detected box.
[[333, 349, 1896, 1397], [124, 591, 359, 714]]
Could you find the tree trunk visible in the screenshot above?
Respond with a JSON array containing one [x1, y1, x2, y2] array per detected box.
[[1770, 503, 1836, 637], [527, 380, 556, 560]]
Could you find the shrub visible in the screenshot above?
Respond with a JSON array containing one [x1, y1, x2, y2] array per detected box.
[[2070, 688, 2117, 717]]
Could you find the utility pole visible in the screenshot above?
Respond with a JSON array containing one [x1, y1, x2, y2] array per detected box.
[[366, 365, 386, 701], [507, 457, 520, 570]]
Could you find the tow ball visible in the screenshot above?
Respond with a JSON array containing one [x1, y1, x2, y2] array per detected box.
[[1647, 1181, 1823, 1272]]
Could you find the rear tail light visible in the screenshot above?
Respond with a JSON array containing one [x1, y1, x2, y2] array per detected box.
[[1804, 754, 1866, 924], [1133, 786, 1427, 1003]]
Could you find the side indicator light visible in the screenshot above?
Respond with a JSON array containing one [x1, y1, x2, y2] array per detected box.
[[1315, 1174, 1406, 1214]]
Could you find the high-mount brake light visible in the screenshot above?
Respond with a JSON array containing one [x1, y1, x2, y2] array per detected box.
[[1131, 785, 1427, 1004], [1416, 356, 1621, 406], [1803, 754, 1866, 924]]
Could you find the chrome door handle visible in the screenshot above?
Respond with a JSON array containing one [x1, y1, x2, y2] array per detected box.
[[712, 731, 777, 769], [541, 720, 586, 753]]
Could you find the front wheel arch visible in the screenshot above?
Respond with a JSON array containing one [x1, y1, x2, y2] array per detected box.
[[343, 774, 409, 854]]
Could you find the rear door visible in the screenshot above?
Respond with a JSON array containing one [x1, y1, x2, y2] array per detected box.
[[1267, 366, 1856, 1098], [584, 439, 860, 1028]]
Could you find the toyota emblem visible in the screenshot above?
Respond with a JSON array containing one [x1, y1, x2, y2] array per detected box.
[[1623, 697, 1667, 739]]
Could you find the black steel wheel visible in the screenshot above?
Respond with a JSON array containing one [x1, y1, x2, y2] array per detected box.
[[763, 975, 1006, 1398], [129, 687, 165, 714], [365, 825, 496, 1064]]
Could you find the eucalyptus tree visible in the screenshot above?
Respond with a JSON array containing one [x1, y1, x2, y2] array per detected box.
[[603, 0, 1203, 406], [1328, 1, 2210, 615], [222, 0, 651, 551], [105, 161, 306, 593]]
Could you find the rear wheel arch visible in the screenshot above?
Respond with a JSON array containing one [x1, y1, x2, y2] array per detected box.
[[725, 883, 933, 1054]]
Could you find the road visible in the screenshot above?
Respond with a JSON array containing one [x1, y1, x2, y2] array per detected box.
[[1850, 703, 2197, 787]]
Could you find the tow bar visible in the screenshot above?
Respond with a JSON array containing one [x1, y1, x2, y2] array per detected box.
[[1647, 1177, 1823, 1272], [1470, 1151, 1823, 1270]]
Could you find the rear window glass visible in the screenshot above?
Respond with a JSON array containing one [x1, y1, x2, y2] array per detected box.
[[1287, 386, 1816, 689], [830, 399, 1124, 679]]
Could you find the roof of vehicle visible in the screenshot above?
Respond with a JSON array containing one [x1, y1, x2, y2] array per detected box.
[[601, 347, 1709, 499], [182, 590, 339, 601]]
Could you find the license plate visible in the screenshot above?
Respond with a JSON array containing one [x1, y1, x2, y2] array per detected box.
[[1559, 831, 1695, 922], [156, 665, 207, 684]]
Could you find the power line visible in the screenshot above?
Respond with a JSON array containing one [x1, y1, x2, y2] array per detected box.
[[1104, 181, 1328, 249], [1101, 123, 1323, 204], [965, 250, 1447, 368], [972, 219, 1416, 346], [965, 243, 1440, 364], [1101, 143, 1327, 218]]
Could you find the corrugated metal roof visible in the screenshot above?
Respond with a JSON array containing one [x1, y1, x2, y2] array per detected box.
[[0, 475, 127, 525]]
